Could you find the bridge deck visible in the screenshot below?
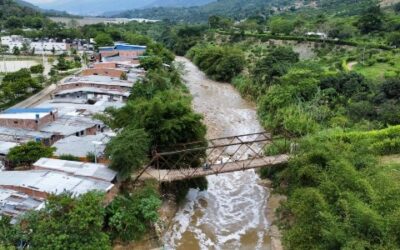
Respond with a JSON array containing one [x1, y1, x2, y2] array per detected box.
[[138, 154, 289, 182]]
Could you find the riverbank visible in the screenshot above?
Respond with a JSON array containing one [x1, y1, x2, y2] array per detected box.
[[158, 57, 283, 249]]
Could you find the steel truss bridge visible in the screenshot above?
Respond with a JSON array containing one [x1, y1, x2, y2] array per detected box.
[[134, 132, 290, 182]]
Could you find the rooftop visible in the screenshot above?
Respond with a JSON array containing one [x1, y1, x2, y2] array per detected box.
[[3, 108, 54, 114], [0, 170, 114, 196], [62, 75, 134, 88], [0, 126, 53, 143], [33, 158, 117, 182], [53, 133, 111, 158], [36, 100, 125, 117], [54, 87, 130, 98], [0, 141, 18, 155], [40, 115, 103, 136], [99, 44, 147, 52], [0, 188, 44, 223], [0, 107, 55, 120]]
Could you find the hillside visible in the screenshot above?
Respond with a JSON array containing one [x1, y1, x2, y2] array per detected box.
[[29, 0, 216, 16], [111, 0, 292, 22]]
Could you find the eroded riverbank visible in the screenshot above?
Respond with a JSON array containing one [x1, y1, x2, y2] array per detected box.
[[161, 57, 283, 250]]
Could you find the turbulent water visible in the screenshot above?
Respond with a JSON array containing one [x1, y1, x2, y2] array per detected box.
[[163, 57, 273, 250]]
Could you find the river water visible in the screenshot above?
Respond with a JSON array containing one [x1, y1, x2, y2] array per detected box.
[[163, 57, 273, 250]]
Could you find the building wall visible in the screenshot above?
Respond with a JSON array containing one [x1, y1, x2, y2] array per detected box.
[[0, 185, 48, 199], [94, 63, 117, 69], [58, 82, 131, 92], [31, 42, 70, 52], [81, 68, 124, 78], [100, 51, 118, 58], [0, 112, 57, 131], [119, 50, 145, 58]]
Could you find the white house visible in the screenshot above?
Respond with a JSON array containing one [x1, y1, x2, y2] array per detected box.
[[30, 40, 70, 54], [305, 32, 328, 39], [0, 35, 29, 52]]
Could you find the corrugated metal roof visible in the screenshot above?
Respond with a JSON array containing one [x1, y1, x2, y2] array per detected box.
[[0, 170, 113, 195], [3, 108, 54, 114], [33, 158, 116, 182]]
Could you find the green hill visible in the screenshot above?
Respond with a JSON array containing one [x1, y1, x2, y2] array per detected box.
[[111, 0, 293, 23]]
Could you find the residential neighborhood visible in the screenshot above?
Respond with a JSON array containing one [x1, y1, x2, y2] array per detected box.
[[0, 41, 146, 221]]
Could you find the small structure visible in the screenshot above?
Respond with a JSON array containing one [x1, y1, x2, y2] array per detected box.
[[0, 108, 58, 131], [0, 141, 18, 160], [54, 87, 130, 102], [59, 75, 134, 92], [0, 188, 44, 223], [33, 158, 116, 182], [305, 32, 328, 39], [40, 115, 104, 139], [99, 44, 146, 63], [53, 133, 110, 159], [81, 68, 126, 78], [0, 170, 115, 199]]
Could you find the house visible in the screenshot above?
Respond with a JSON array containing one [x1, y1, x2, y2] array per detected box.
[[31, 40, 70, 53], [0, 35, 29, 52], [0, 170, 115, 199], [305, 32, 328, 39], [0, 188, 44, 223], [99, 44, 146, 62], [53, 133, 111, 159], [58, 75, 134, 92], [0, 108, 58, 131], [33, 158, 117, 182]]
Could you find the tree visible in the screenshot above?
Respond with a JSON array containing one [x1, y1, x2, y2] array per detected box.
[[139, 56, 163, 71], [123, 32, 151, 46], [58, 154, 80, 161], [106, 182, 161, 242], [5, 16, 23, 29], [393, 2, 400, 13], [105, 128, 149, 181], [269, 18, 295, 35], [0, 216, 20, 248], [387, 32, 400, 47], [12, 46, 20, 56], [7, 142, 55, 169], [30, 64, 44, 74], [120, 72, 128, 80], [94, 33, 114, 47], [24, 192, 111, 250], [252, 46, 299, 84], [357, 5, 383, 34]]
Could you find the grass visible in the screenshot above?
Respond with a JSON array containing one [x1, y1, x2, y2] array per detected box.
[[352, 53, 400, 80], [379, 154, 400, 181]]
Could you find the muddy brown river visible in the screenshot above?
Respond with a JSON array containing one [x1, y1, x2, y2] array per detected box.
[[162, 57, 275, 250]]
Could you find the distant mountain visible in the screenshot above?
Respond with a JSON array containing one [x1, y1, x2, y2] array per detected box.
[[108, 0, 292, 23], [15, 0, 39, 9], [14, 0, 74, 17], [31, 0, 215, 16]]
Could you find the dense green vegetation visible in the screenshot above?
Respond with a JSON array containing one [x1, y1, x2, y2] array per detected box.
[[142, 2, 400, 248], [0, 68, 45, 109], [187, 44, 245, 81], [2, 0, 400, 248], [98, 48, 208, 201], [6, 141, 55, 169]]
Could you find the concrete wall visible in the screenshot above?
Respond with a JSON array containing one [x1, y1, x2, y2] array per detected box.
[[0, 112, 57, 131], [1, 185, 48, 199], [81, 68, 124, 78], [94, 62, 117, 69], [58, 82, 131, 92]]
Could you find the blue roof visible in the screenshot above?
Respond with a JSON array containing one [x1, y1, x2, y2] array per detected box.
[[99, 47, 114, 51], [3, 108, 53, 114], [114, 44, 147, 51]]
